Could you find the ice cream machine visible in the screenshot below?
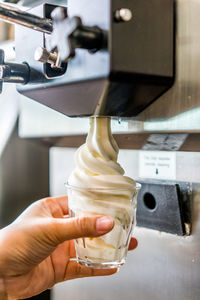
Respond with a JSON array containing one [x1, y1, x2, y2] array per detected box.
[[1, 0, 200, 300], [0, 0, 174, 117]]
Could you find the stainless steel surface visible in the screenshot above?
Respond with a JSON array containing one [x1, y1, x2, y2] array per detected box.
[[50, 147, 200, 300], [16, 0, 174, 118], [17, 0, 200, 137], [17, 0, 66, 9], [130, 0, 200, 129], [0, 2, 52, 34]]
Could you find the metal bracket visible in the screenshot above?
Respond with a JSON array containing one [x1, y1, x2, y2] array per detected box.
[[136, 181, 192, 236]]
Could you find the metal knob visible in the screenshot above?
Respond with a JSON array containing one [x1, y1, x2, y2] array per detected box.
[[115, 8, 133, 22], [34, 47, 61, 68]]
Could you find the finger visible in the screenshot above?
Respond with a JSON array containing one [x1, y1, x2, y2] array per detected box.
[[49, 196, 69, 216], [64, 260, 117, 280], [52, 215, 114, 244], [41, 196, 68, 218], [15, 196, 69, 221], [128, 237, 138, 251]]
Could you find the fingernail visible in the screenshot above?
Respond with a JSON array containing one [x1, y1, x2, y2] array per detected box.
[[96, 216, 114, 233]]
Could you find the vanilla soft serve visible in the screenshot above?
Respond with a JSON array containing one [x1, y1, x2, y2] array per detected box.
[[68, 117, 138, 266]]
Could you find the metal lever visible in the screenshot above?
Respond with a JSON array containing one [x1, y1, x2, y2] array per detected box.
[[46, 7, 107, 62], [0, 2, 53, 34], [0, 4, 106, 63], [0, 49, 30, 94]]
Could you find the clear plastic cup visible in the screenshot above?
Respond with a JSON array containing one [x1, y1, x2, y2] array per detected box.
[[66, 183, 141, 269]]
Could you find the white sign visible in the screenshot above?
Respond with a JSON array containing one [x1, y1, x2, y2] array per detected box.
[[139, 151, 176, 180]]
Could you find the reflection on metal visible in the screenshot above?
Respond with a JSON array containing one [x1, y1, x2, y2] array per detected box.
[[0, 2, 53, 34], [17, 0, 67, 9]]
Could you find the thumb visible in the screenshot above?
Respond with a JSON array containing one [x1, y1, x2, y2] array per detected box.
[[52, 215, 114, 244]]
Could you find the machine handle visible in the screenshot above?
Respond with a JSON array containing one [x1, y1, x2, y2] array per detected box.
[[0, 4, 106, 64], [46, 7, 107, 62], [0, 49, 30, 94], [0, 2, 53, 34]]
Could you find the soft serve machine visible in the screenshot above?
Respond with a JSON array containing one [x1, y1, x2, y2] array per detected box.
[[0, 0, 200, 299]]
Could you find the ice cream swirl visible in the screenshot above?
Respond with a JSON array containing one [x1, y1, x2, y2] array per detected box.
[[67, 117, 138, 262], [68, 117, 136, 195]]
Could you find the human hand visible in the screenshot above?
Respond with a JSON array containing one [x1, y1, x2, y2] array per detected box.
[[0, 196, 138, 299]]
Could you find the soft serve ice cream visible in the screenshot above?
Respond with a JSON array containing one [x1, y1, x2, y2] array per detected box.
[[68, 117, 138, 266]]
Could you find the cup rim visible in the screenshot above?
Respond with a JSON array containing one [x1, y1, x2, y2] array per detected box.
[[65, 182, 141, 192]]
